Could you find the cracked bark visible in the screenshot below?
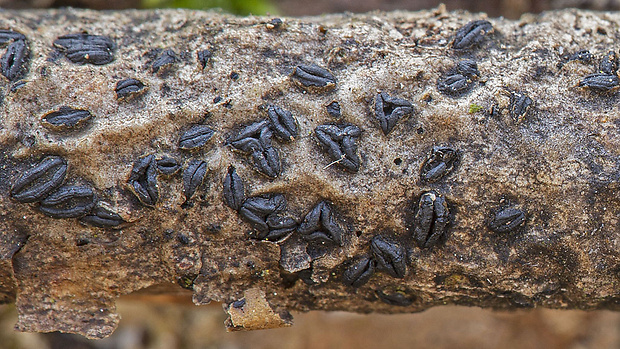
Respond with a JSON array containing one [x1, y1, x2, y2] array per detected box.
[[0, 6, 619, 339]]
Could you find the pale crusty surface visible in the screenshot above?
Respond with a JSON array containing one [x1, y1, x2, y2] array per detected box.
[[0, 6, 619, 339]]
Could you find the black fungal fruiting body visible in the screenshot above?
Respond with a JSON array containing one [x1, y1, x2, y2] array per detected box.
[[370, 235, 407, 279], [222, 166, 245, 211], [292, 64, 336, 88], [232, 120, 270, 141], [326, 101, 341, 118], [315, 124, 361, 172], [155, 156, 180, 176], [298, 201, 344, 246], [569, 50, 593, 63], [599, 51, 618, 75], [452, 20, 493, 49], [53, 34, 115, 65], [79, 205, 125, 228], [342, 256, 375, 288], [197, 49, 212, 69], [10, 80, 27, 92], [182, 160, 208, 201], [489, 207, 526, 233], [231, 299, 246, 309], [267, 18, 283, 29], [1, 39, 29, 81], [127, 155, 158, 206], [239, 194, 288, 239], [374, 92, 413, 135], [230, 121, 281, 178], [179, 125, 215, 150], [376, 290, 414, 306], [263, 214, 297, 241], [11, 155, 121, 225], [0, 30, 26, 44], [151, 49, 176, 73], [579, 73, 619, 92], [39, 185, 96, 219], [267, 105, 298, 142], [509, 92, 533, 123], [456, 60, 479, 77], [233, 139, 280, 178], [10, 156, 68, 203], [420, 146, 459, 183], [438, 60, 479, 96], [438, 74, 469, 95], [247, 140, 280, 178], [413, 191, 450, 249], [115, 78, 145, 100], [41, 107, 92, 131], [231, 180, 296, 239]]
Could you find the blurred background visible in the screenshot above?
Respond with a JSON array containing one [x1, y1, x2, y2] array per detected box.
[[0, 298, 620, 349], [1, 0, 620, 18], [3, 295, 620, 349], [2, 0, 620, 348]]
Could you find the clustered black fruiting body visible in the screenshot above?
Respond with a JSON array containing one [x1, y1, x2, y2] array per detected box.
[[579, 50, 620, 92], [228, 105, 299, 178], [0, 30, 30, 82], [437, 60, 480, 96], [53, 33, 115, 65], [315, 124, 361, 172], [9, 18, 570, 304], [10, 155, 124, 228], [223, 167, 298, 242], [374, 92, 413, 135]]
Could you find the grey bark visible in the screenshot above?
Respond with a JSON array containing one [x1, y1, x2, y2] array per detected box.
[[0, 6, 619, 339]]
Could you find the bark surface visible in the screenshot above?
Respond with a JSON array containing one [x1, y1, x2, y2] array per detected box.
[[0, 6, 619, 339]]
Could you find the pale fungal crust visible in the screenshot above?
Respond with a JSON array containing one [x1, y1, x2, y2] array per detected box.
[[0, 6, 619, 340]]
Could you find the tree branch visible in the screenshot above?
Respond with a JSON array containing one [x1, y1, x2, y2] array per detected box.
[[0, 6, 619, 339]]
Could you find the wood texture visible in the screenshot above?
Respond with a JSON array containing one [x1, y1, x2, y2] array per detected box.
[[0, 6, 619, 339]]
